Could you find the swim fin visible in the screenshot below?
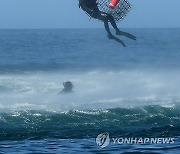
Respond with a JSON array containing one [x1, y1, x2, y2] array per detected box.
[[107, 35, 126, 47], [116, 31, 137, 40]]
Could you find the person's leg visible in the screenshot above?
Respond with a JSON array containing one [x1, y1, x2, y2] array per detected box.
[[106, 13, 121, 33], [87, 10, 126, 45], [95, 13, 114, 38], [104, 21, 113, 38], [99, 12, 121, 34], [104, 13, 137, 40]]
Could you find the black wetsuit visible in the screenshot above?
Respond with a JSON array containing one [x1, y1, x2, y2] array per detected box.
[[79, 0, 99, 17], [79, 0, 120, 37]]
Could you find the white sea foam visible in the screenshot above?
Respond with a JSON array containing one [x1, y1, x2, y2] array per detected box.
[[0, 69, 180, 111]]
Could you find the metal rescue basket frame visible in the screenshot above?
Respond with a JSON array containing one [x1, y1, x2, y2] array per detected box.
[[97, 0, 132, 22]]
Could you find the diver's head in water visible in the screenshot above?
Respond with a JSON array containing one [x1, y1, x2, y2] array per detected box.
[[61, 81, 73, 93]]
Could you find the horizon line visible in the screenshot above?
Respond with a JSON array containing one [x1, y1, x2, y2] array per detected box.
[[0, 27, 179, 30]]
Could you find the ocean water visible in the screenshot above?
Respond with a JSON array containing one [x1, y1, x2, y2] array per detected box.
[[0, 29, 180, 153]]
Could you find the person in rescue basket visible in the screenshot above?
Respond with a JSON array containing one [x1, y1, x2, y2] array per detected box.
[[79, 0, 136, 45]]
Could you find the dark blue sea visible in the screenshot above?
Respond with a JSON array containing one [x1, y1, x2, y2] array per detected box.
[[0, 29, 180, 153]]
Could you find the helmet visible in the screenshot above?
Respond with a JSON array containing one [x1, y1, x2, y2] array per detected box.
[[63, 81, 73, 90]]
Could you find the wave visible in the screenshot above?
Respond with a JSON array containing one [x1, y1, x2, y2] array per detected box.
[[0, 105, 180, 141], [0, 70, 180, 140]]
